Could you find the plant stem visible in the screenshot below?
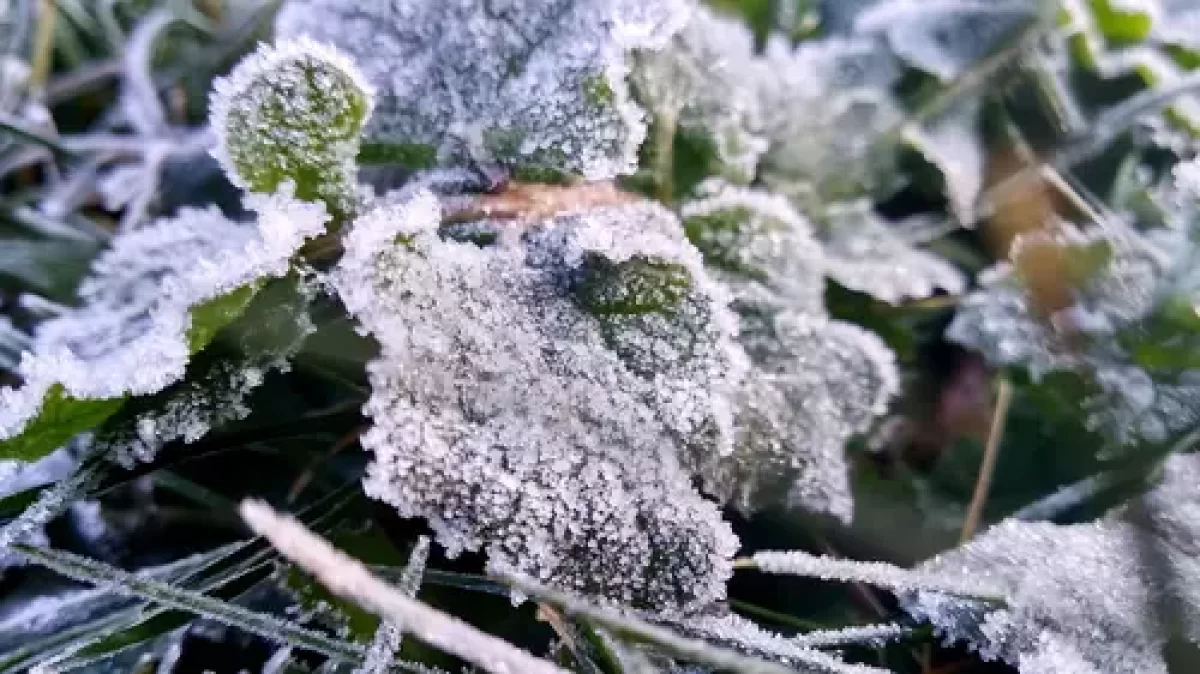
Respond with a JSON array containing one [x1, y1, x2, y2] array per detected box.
[[29, 0, 58, 91], [960, 378, 1013, 542]]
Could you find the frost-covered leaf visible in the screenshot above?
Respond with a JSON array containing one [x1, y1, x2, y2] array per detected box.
[[276, 0, 690, 181], [708, 313, 899, 522], [680, 183, 898, 522], [820, 201, 966, 304], [757, 37, 904, 208], [853, 0, 1040, 80], [1154, 0, 1200, 50], [633, 6, 767, 190], [210, 38, 373, 218], [332, 187, 742, 611], [899, 452, 1200, 674], [1058, 0, 1200, 131], [681, 180, 826, 314], [97, 276, 317, 467], [905, 99, 986, 225], [0, 190, 330, 462], [947, 222, 1198, 445]]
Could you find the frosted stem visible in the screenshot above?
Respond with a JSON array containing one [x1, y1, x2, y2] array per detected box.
[[13, 543, 372, 667], [0, 466, 96, 551], [499, 574, 891, 674], [791, 624, 911, 648], [356, 536, 430, 674], [737, 551, 1007, 604], [239, 500, 568, 674]]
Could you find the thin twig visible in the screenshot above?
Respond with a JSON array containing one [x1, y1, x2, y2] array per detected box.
[[960, 378, 1013, 541], [980, 69, 1200, 223]]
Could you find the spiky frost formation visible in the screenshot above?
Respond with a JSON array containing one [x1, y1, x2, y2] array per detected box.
[[681, 183, 899, 522], [633, 6, 767, 184], [100, 280, 317, 467], [664, 612, 900, 672], [332, 189, 742, 611], [0, 190, 329, 443], [276, 0, 690, 181], [820, 201, 966, 304], [948, 223, 1200, 444], [210, 38, 373, 216], [900, 453, 1200, 674]]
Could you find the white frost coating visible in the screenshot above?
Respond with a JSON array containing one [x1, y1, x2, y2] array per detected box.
[[239, 501, 570, 674], [333, 189, 741, 611], [276, 0, 690, 180], [756, 37, 904, 208], [681, 180, 826, 313], [747, 550, 1006, 601], [0, 447, 73, 568], [821, 201, 966, 305], [357, 536, 430, 674], [947, 223, 1197, 445], [894, 453, 1200, 674], [104, 279, 316, 467], [720, 313, 898, 522], [504, 574, 888, 674], [209, 38, 373, 210], [854, 1, 1039, 80], [906, 99, 986, 225], [0, 187, 329, 443], [669, 612, 903, 669], [680, 183, 900, 522], [633, 6, 767, 183]]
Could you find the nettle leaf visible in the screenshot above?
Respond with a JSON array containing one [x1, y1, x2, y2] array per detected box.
[[0, 192, 330, 463], [681, 182, 899, 522], [757, 37, 905, 209], [332, 187, 744, 612], [820, 201, 967, 305], [633, 6, 768, 192], [715, 312, 899, 522], [276, 0, 690, 181], [948, 222, 1199, 445], [210, 38, 374, 219], [681, 180, 826, 315], [900, 452, 1200, 674]]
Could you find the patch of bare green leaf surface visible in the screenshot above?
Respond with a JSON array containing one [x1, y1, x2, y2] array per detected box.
[[1, 0, 1200, 672]]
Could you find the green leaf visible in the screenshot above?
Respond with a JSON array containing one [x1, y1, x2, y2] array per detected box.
[[1089, 0, 1155, 44], [185, 282, 262, 352], [0, 282, 261, 463], [211, 39, 373, 219], [0, 386, 125, 462]]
